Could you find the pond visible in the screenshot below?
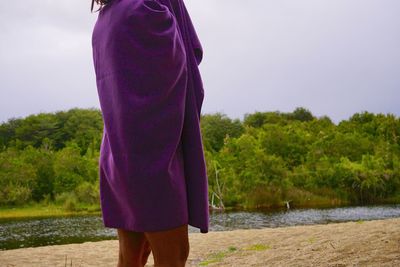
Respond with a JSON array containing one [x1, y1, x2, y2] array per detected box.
[[1, 203, 399, 250]]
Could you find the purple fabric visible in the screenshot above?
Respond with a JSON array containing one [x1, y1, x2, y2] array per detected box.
[[91, 0, 209, 233]]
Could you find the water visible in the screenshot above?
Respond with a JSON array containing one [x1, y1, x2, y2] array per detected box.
[[1, 204, 399, 250]]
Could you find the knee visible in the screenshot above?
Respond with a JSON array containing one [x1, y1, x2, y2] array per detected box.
[[145, 224, 190, 267], [153, 241, 189, 267]]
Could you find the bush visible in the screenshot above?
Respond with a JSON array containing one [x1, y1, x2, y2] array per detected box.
[[63, 195, 78, 211], [39, 193, 52, 206], [74, 181, 99, 204], [54, 192, 70, 205], [55, 191, 78, 211], [2, 186, 32, 205], [246, 185, 283, 208]]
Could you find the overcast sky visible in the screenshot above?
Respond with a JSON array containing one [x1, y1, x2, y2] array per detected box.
[[0, 0, 399, 124]]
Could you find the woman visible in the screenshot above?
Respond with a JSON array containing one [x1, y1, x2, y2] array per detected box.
[[90, 0, 209, 266]]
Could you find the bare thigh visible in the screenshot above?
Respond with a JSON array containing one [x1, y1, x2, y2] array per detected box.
[[117, 229, 152, 267], [144, 223, 189, 267]]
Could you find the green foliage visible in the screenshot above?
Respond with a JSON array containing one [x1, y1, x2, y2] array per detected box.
[[62, 108, 103, 155], [243, 106, 315, 128], [74, 181, 100, 205], [201, 112, 244, 152], [0, 107, 399, 210], [258, 122, 312, 167], [288, 107, 315, 122], [55, 191, 79, 211], [0, 108, 103, 152], [20, 146, 55, 202], [53, 143, 87, 194], [208, 109, 400, 208], [40, 193, 52, 206], [0, 149, 36, 205], [307, 132, 373, 162]]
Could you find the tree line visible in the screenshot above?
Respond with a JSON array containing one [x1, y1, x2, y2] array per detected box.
[[0, 107, 399, 210]]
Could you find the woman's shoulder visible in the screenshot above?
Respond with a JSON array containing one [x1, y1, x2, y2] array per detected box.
[[106, 0, 176, 36], [105, 0, 173, 22], [93, 0, 184, 57], [127, 0, 175, 29], [94, 0, 176, 39]]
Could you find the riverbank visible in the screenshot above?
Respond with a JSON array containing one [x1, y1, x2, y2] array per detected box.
[[1, 217, 399, 266], [2, 198, 399, 220], [0, 202, 101, 219]]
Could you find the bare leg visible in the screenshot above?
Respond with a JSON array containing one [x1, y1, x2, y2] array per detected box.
[[117, 228, 152, 267], [144, 223, 189, 267]]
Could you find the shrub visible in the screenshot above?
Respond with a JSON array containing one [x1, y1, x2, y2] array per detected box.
[[63, 193, 78, 212], [74, 181, 99, 204]]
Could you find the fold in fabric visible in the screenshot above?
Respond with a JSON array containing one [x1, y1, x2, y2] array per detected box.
[[92, 0, 209, 233]]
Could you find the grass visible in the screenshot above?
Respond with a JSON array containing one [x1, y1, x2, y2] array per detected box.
[[0, 202, 101, 219], [199, 250, 230, 266], [243, 243, 271, 251], [307, 237, 316, 244], [227, 246, 237, 252], [199, 243, 270, 266]]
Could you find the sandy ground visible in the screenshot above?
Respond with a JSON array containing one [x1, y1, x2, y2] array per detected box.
[[1, 218, 399, 267]]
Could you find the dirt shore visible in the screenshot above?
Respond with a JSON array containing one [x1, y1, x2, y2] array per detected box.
[[1, 218, 399, 266]]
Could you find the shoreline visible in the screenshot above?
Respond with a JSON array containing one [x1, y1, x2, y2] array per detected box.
[[1, 217, 399, 266], [1, 201, 399, 220], [0, 203, 101, 220]]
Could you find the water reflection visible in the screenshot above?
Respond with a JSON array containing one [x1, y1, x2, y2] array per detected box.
[[1, 204, 399, 250]]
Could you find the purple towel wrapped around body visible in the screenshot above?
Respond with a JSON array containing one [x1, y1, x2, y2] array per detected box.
[[91, 0, 209, 233]]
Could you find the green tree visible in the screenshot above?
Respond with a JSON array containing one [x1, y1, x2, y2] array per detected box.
[[53, 142, 90, 194], [201, 112, 244, 152], [0, 149, 36, 205]]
